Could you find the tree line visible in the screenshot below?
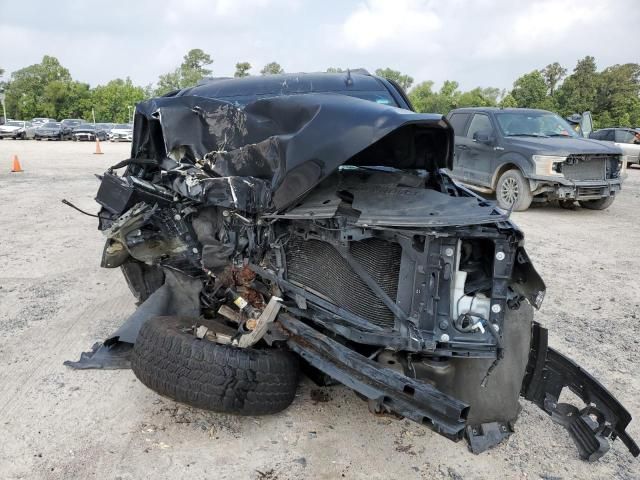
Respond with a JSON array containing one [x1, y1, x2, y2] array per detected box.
[[1, 50, 638, 128]]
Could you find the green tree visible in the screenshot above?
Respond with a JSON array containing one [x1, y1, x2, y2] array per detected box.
[[326, 67, 345, 73], [511, 70, 550, 109], [499, 93, 518, 108], [234, 62, 252, 77], [42, 80, 91, 119], [180, 48, 213, 86], [408, 81, 434, 112], [457, 87, 500, 108], [260, 62, 284, 75], [155, 48, 213, 95], [90, 78, 146, 122], [595, 63, 640, 127], [409, 80, 461, 114], [374, 68, 414, 91], [556, 56, 599, 116], [541, 62, 567, 96], [4, 55, 72, 118]]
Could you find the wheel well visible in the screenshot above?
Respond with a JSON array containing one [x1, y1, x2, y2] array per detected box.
[[491, 163, 520, 190]]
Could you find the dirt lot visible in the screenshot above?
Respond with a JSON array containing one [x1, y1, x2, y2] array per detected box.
[[0, 139, 638, 480]]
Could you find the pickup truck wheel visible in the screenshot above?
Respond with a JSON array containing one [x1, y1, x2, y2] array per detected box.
[[496, 169, 533, 211], [131, 316, 300, 415], [579, 196, 615, 210]]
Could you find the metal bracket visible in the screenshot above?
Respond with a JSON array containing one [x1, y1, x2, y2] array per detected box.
[[235, 296, 282, 348], [466, 422, 512, 454]]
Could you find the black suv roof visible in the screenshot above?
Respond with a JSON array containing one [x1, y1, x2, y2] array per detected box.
[[173, 71, 413, 109], [181, 71, 381, 96]]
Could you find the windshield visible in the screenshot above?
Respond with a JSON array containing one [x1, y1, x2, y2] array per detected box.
[[42, 122, 61, 128], [212, 90, 398, 108], [6, 121, 24, 127], [495, 111, 578, 138], [76, 124, 95, 129]]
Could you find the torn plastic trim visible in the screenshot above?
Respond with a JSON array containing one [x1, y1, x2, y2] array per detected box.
[[521, 322, 639, 461], [278, 313, 469, 438]]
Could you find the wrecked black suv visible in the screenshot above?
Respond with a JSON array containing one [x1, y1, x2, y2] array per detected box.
[[67, 72, 638, 461]]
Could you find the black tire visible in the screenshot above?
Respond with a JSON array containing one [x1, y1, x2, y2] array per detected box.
[[496, 169, 533, 211], [579, 196, 615, 210], [132, 316, 300, 415]]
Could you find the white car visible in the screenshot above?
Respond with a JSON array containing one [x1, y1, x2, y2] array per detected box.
[[0, 120, 36, 139], [590, 128, 640, 166], [109, 123, 133, 142]]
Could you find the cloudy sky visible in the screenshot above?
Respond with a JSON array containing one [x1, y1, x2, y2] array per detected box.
[[1, 0, 638, 91]]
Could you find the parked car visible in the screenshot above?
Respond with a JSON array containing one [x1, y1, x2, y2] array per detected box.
[[0, 120, 36, 139], [446, 107, 625, 211], [61, 119, 85, 132], [109, 123, 133, 142], [34, 121, 69, 141], [72, 123, 109, 141], [66, 72, 638, 463], [31, 117, 57, 127], [590, 127, 640, 167], [97, 123, 115, 132]]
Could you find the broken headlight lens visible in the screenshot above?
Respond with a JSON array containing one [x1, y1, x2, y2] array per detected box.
[[532, 155, 566, 177]]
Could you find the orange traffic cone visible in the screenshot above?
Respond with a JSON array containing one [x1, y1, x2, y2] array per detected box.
[[94, 138, 103, 155], [10, 155, 23, 173]]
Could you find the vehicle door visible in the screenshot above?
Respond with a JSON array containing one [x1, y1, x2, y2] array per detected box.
[[447, 112, 472, 179], [458, 113, 497, 187], [579, 111, 593, 138]]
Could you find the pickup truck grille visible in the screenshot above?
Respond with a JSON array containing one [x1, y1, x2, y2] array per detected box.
[[562, 155, 612, 181]]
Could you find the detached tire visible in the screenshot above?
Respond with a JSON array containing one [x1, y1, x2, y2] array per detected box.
[[579, 196, 615, 210], [496, 169, 533, 211], [132, 316, 300, 415]]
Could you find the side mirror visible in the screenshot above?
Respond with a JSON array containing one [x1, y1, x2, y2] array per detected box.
[[473, 130, 494, 145]]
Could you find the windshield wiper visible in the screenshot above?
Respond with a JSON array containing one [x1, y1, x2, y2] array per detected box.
[[507, 133, 549, 138], [546, 133, 573, 137]]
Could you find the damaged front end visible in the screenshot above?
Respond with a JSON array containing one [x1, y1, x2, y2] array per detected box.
[[67, 88, 638, 461]]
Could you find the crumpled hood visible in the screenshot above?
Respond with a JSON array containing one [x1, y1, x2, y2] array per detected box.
[[131, 93, 453, 211], [505, 136, 623, 156]]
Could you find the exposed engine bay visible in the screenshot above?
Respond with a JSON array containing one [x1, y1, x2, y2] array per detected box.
[[66, 90, 638, 462]]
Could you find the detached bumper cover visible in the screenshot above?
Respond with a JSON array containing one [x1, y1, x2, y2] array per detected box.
[[279, 313, 469, 439], [522, 323, 639, 461]]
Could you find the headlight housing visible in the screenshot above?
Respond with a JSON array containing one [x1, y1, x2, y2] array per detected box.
[[532, 155, 566, 177]]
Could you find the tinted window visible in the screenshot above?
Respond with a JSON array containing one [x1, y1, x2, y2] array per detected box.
[[495, 111, 577, 138], [466, 114, 493, 139], [447, 113, 471, 135], [615, 130, 636, 143], [590, 130, 605, 140]]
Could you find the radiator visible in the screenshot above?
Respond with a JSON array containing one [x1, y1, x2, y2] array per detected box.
[[562, 155, 607, 181], [285, 237, 401, 328]]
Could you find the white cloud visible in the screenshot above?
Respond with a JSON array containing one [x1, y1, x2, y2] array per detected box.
[[340, 0, 442, 51], [0, 0, 637, 92], [474, 0, 608, 58]]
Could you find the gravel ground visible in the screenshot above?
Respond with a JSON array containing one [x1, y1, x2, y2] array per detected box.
[[0, 139, 638, 480]]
